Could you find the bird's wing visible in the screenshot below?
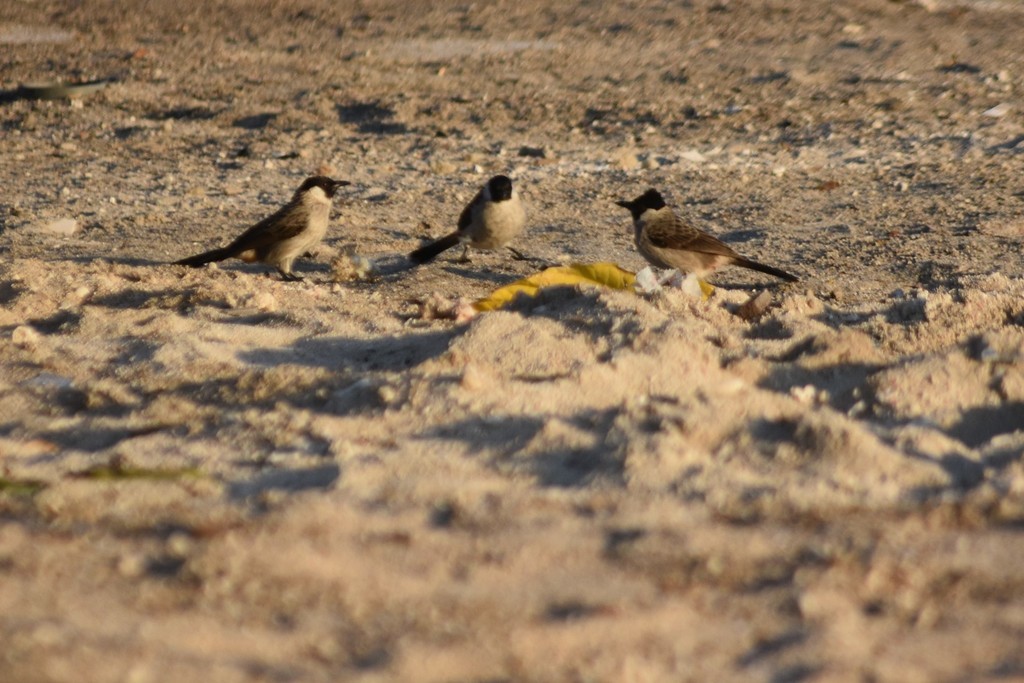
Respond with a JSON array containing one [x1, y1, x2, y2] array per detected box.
[[226, 202, 305, 253], [645, 212, 740, 259], [456, 188, 485, 234]]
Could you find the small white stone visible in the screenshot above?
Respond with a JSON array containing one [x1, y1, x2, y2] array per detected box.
[[37, 217, 80, 235], [117, 553, 147, 578], [982, 103, 1010, 118], [63, 286, 92, 307], [790, 385, 817, 404], [12, 326, 42, 348], [249, 291, 278, 312], [679, 149, 706, 163]]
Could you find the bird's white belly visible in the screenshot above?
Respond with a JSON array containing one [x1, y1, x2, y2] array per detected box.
[[471, 200, 526, 250]]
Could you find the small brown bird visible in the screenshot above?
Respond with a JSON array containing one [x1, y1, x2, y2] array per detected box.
[[616, 189, 799, 282], [410, 175, 526, 264], [175, 176, 350, 280]]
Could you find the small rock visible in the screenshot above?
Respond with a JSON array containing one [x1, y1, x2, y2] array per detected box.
[[790, 385, 820, 404], [36, 217, 80, 236], [166, 532, 193, 558], [247, 291, 278, 312], [377, 384, 398, 404], [12, 325, 42, 348], [982, 103, 1010, 118], [736, 290, 773, 320], [117, 553, 147, 578], [363, 187, 389, 202], [63, 286, 92, 307], [679, 149, 706, 163]]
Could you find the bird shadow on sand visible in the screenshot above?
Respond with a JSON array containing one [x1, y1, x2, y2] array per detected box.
[[63, 254, 164, 268], [227, 462, 341, 500], [336, 101, 408, 135], [756, 361, 883, 414], [435, 262, 535, 285], [238, 327, 463, 373], [419, 408, 626, 488]]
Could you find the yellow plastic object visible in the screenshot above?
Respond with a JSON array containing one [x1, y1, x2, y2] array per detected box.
[[472, 262, 637, 312]]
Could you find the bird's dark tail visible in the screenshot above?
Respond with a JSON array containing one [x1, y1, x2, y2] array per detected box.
[[735, 258, 800, 283], [409, 233, 461, 264], [175, 246, 235, 268]]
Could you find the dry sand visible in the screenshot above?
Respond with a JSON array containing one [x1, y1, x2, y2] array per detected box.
[[2, 0, 1024, 680]]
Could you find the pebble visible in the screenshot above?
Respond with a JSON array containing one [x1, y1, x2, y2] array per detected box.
[[982, 103, 1010, 118], [377, 384, 398, 404], [63, 286, 92, 307], [247, 291, 278, 312], [12, 326, 42, 348], [363, 187, 389, 202], [679, 149, 706, 163], [166, 532, 193, 558], [36, 217, 80, 236], [117, 553, 147, 578], [790, 385, 820, 404]]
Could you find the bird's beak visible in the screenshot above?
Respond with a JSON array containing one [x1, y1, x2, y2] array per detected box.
[[615, 199, 632, 209], [334, 179, 352, 189]]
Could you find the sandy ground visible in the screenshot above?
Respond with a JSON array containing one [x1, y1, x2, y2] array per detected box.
[[2, 0, 1024, 680]]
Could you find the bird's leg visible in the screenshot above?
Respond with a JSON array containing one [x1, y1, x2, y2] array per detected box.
[[279, 270, 304, 282], [455, 245, 472, 263], [507, 246, 529, 261]]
